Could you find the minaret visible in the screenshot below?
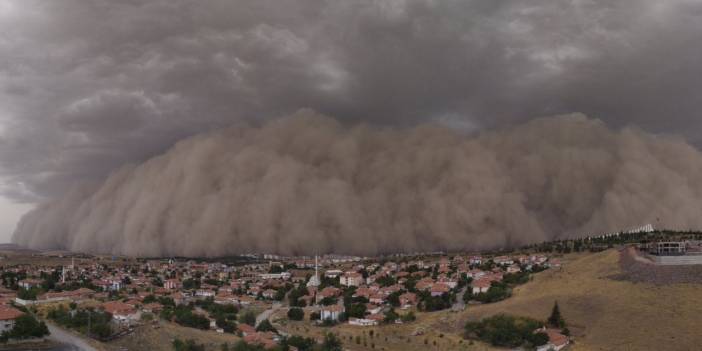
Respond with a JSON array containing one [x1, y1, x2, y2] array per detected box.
[[306, 254, 321, 288], [315, 255, 319, 281]]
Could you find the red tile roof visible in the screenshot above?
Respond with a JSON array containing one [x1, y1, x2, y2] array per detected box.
[[0, 306, 24, 321]]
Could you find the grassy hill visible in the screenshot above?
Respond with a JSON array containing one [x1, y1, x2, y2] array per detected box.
[[432, 249, 702, 350]]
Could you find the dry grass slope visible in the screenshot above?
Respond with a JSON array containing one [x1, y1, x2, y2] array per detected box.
[[436, 249, 702, 351]]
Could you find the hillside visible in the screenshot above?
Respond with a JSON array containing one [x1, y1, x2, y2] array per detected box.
[[431, 249, 702, 350]]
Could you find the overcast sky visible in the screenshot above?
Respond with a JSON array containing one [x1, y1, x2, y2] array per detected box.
[[1, 0, 702, 242]]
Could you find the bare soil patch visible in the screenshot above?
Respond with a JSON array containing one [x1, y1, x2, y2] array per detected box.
[[613, 247, 702, 285]]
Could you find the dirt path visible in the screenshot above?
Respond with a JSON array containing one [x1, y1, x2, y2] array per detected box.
[[46, 323, 99, 351]]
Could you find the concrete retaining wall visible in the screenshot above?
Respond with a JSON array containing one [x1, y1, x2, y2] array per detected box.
[[650, 254, 702, 265]]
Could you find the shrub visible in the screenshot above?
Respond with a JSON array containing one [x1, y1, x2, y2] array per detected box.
[[172, 338, 205, 351], [255, 319, 276, 333], [346, 303, 367, 318], [238, 310, 257, 326], [322, 332, 343, 351], [1, 314, 49, 341], [284, 335, 316, 351], [464, 314, 543, 348], [400, 311, 416, 322]]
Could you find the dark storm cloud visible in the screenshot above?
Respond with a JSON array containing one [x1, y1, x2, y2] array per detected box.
[[1, 0, 702, 202]]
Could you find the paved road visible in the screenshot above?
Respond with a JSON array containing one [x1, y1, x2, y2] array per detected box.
[[451, 286, 467, 312], [46, 323, 98, 351], [256, 302, 282, 327]]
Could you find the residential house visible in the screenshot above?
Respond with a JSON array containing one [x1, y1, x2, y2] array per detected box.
[[102, 301, 140, 324], [430, 283, 450, 297], [507, 265, 521, 274], [17, 279, 42, 290], [535, 327, 569, 351], [398, 292, 417, 309], [0, 306, 24, 332], [471, 279, 491, 294], [320, 305, 345, 322]]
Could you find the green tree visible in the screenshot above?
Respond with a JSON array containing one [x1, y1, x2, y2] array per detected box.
[[172, 338, 205, 351], [346, 303, 366, 318], [287, 307, 304, 321], [284, 335, 315, 351], [1, 314, 50, 341], [255, 319, 276, 333], [383, 308, 399, 324], [548, 301, 565, 328], [322, 332, 343, 351], [400, 311, 416, 322], [527, 332, 549, 346], [239, 310, 256, 326]]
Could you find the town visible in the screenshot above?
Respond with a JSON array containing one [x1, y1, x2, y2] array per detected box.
[[0, 247, 566, 351]]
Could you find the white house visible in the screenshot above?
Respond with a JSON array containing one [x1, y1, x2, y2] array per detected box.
[[324, 270, 343, 278], [259, 272, 291, 280], [340, 272, 364, 287], [348, 318, 378, 326], [196, 289, 216, 298], [320, 305, 345, 322], [17, 279, 42, 290]]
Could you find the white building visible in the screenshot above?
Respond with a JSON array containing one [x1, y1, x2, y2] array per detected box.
[[320, 305, 345, 322], [340, 272, 364, 287], [348, 318, 378, 326], [306, 255, 321, 288], [259, 272, 291, 280]]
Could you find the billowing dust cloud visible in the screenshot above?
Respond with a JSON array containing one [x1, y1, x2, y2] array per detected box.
[[12, 111, 702, 257]]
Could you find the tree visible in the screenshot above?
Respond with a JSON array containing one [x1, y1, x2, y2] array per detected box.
[[17, 288, 39, 300], [284, 335, 315, 351], [383, 308, 399, 324], [1, 314, 50, 341], [322, 332, 343, 351], [172, 338, 205, 351], [527, 332, 549, 347], [255, 319, 276, 333], [548, 301, 565, 328], [400, 311, 416, 322], [346, 303, 367, 318], [287, 307, 304, 321], [320, 297, 337, 306], [387, 291, 402, 307], [464, 314, 542, 348], [238, 310, 256, 326]]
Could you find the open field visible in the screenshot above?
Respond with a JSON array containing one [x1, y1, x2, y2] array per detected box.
[[274, 314, 494, 351], [103, 320, 242, 351]]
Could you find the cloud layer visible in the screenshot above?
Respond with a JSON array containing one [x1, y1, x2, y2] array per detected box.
[[2, 0, 702, 203], [13, 111, 702, 256]]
